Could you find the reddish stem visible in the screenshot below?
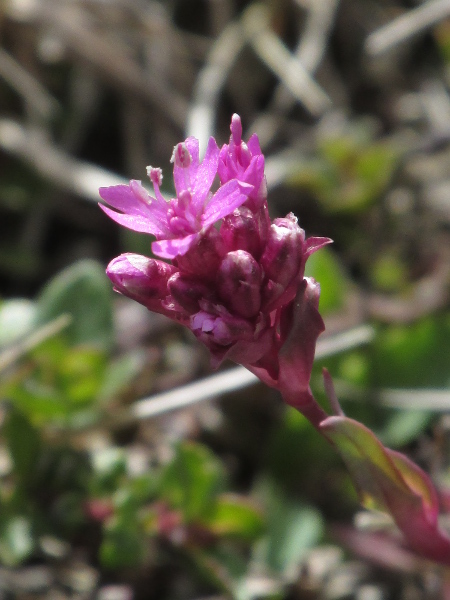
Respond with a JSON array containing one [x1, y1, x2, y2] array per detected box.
[[281, 385, 328, 430]]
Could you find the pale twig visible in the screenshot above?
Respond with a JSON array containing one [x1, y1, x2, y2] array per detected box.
[[0, 314, 71, 374], [186, 20, 246, 146], [250, 0, 339, 145], [37, 2, 187, 129], [379, 389, 450, 411], [0, 119, 127, 202], [242, 3, 331, 117], [366, 0, 450, 56], [0, 47, 60, 120], [123, 325, 374, 423]]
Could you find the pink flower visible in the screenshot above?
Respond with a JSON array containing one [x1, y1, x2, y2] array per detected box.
[[101, 114, 331, 389], [218, 114, 266, 208], [99, 136, 251, 259]]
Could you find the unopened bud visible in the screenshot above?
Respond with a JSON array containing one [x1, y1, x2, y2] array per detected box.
[[221, 206, 264, 258], [175, 228, 225, 278], [261, 213, 306, 288], [217, 250, 262, 318], [107, 253, 176, 305], [168, 273, 211, 313]]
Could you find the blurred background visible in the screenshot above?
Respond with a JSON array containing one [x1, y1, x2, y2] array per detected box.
[[0, 0, 450, 598]]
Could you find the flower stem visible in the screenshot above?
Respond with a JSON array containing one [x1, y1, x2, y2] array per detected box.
[[281, 386, 328, 429]]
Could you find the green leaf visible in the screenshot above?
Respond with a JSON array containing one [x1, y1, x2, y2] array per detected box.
[[160, 442, 225, 522], [381, 409, 433, 448], [304, 247, 346, 314], [372, 316, 450, 388], [206, 494, 264, 541], [100, 524, 145, 569], [36, 260, 113, 349], [59, 346, 107, 405], [98, 351, 145, 402], [320, 415, 450, 563], [255, 479, 324, 576], [0, 516, 34, 566], [3, 409, 41, 483], [0, 299, 37, 347]]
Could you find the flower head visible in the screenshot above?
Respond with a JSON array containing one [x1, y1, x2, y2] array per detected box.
[[101, 114, 332, 392], [218, 114, 266, 209], [99, 136, 251, 259]]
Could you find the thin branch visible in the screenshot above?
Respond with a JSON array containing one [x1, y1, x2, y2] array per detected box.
[[0, 47, 60, 120], [366, 0, 450, 56], [379, 389, 450, 411], [121, 324, 374, 424], [186, 20, 246, 145], [0, 314, 72, 374], [242, 3, 331, 117], [37, 2, 187, 129], [0, 119, 127, 202], [250, 0, 339, 145]]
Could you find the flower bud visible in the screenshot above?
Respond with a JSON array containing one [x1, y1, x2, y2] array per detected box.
[[168, 273, 212, 314], [217, 250, 262, 318], [261, 213, 305, 287], [107, 254, 175, 299], [175, 227, 225, 279], [220, 206, 264, 258], [106, 254, 179, 317]]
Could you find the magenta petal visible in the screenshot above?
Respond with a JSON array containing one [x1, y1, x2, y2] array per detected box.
[[305, 236, 333, 256], [99, 183, 154, 218], [152, 232, 200, 259], [247, 133, 261, 156], [202, 181, 252, 226], [173, 137, 200, 196], [191, 137, 220, 210], [99, 204, 165, 236]]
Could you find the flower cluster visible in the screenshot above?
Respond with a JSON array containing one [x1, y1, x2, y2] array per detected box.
[[100, 115, 450, 564], [100, 115, 331, 392]]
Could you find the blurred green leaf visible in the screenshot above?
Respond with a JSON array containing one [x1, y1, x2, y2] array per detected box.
[[372, 316, 450, 388], [6, 381, 68, 424], [207, 494, 265, 541], [0, 299, 37, 347], [100, 522, 146, 569], [98, 351, 145, 402], [380, 410, 433, 448], [91, 448, 127, 494], [3, 409, 41, 483], [256, 480, 324, 576], [59, 347, 107, 404], [0, 516, 34, 566], [304, 247, 346, 314], [36, 260, 113, 349], [160, 442, 225, 522], [371, 251, 407, 292]]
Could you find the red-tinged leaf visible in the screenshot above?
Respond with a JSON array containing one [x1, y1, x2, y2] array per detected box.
[[320, 415, 450, 564]]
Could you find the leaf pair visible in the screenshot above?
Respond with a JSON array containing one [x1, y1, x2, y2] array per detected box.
[[321, 415, 450, 564]]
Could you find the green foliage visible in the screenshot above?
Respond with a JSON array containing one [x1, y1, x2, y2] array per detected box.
[[304, 247, 347, 314], [288, 121, 399, 214], [372, 315, 450, 388], [36, 260, 114, 350], [159, 442, 225, 522], [256, 479, 324, 577], [0, 249, 448, 590]]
